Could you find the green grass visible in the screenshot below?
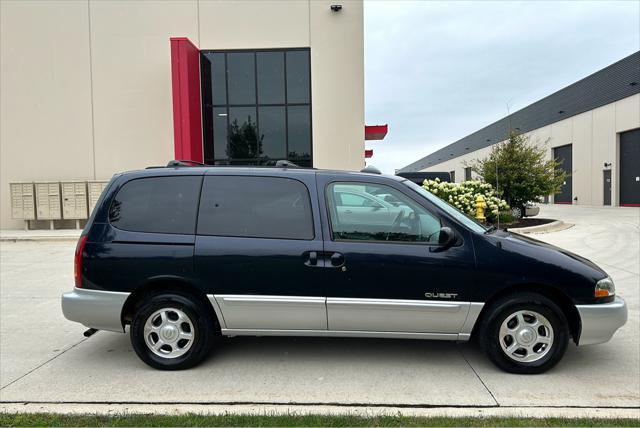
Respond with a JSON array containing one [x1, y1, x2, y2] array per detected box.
[[0, 413, 638, 427]]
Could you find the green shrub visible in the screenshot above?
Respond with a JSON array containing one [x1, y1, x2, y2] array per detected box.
[[421, 178, 509, 222], [496, 211, 515, 224]]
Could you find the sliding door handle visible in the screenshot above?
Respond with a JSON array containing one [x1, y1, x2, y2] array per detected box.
[[304, 251, 319, 266]]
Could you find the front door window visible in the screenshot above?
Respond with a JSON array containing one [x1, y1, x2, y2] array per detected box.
[[326, 182, 441, 244]]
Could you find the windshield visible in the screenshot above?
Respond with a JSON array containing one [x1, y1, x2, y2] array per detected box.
[[401, 179, 488, 234]]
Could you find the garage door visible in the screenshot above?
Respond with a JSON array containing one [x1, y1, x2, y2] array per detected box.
[[620, 128, 640, 206], [553, 144, 572, 204]]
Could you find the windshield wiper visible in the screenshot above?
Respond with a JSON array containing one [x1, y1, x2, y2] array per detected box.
[[484, 225, 498, 234]]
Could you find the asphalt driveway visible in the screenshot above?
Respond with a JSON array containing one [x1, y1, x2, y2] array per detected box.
[[1, 205, 638, 412]]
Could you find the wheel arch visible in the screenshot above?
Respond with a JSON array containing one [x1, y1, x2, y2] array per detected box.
[[120, 277, 220, 332], [472, 284, 581, 345]]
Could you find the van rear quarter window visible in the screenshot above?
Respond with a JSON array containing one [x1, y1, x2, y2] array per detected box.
[[197, 176, 313, 240], [108, 176, 201, 234]]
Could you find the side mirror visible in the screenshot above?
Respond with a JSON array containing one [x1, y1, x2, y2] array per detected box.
[[430, 226, 455, 252]]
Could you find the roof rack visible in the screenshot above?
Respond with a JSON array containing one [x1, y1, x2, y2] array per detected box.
[[146, 159, 311, 170], [166, 160, 208, 167], [274, 160, 300, 168], [360, 165, 382, 174]]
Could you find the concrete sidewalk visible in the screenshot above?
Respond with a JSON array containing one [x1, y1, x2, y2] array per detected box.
[[0, 205, 638, 416], [0, 229, 80, 242]]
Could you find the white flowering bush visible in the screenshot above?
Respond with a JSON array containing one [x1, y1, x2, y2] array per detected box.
[[422, 178, 509, 222]]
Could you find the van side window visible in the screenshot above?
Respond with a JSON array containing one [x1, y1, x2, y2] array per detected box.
[[326, 182, 441, 243], [197, 176, 314, 240], [109, 176, 201, 234]]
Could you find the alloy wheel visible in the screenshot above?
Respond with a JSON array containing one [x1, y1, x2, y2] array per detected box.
[[498, 310, 554, 363], [143, 307, 195, 359]]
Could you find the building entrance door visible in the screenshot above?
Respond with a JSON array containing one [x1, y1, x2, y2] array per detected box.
[[553, 144, 572, 204], [620, 128, 640, 206], [603, 170, 611, 206]]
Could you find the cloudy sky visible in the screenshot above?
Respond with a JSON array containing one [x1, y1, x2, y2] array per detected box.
[[364, 0, 640, 173]]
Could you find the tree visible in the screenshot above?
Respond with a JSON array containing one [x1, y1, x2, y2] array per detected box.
[[227, 116, 263, 160], [467, 132, 566, 213]]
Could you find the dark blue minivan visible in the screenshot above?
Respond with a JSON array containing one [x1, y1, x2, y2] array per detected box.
[[62, 163, 627, 373]]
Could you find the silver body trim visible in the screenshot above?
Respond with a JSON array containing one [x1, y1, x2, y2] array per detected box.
[[221, 328, 462, 341], [213, 294, 327, 330], [62, 288, 487, 340], [458, 302, 484, 340], [61, 287, 129, 332], [326, 297, 471, 333], [207, 295, 228, 329], [576, 297, 627, 345]]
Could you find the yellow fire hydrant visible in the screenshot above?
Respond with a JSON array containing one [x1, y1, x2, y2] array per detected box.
[[475, 195, 487, 221]]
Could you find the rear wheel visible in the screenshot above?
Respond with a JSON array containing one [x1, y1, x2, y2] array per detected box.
[[479, 293, 569, 374], [130, 292, 215, 370]]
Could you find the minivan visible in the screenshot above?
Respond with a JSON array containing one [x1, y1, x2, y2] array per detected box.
[[62, 162, 627, 373]]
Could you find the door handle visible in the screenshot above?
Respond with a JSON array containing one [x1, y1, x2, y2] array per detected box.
[[304, 251, 319, 267], [329, 252, 345, 267], [344, 209, 352, 214]]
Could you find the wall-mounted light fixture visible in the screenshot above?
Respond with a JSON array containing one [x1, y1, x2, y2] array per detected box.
[[330, 4, 342, 12]]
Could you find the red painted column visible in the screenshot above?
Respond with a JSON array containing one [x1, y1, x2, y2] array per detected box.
[[170, 37, 203, 162]]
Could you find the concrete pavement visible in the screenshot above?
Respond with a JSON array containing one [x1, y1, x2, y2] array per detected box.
[[1, 205, 638, 416]]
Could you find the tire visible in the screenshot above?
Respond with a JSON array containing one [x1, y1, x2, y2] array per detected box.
[[511, 207, 522, 219], [130, 292, 216, 370], [478, 292, 569, 374]]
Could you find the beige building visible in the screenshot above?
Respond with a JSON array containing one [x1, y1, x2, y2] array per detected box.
[[1, 0, 372, 230], [400, 52, 640, 208]]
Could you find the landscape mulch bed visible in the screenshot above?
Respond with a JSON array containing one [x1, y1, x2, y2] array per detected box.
[[495, 218, 556, 230]]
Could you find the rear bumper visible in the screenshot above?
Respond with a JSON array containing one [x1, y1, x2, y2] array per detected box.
[[61, 287, 130, 333], [576, 297, 627, 345]]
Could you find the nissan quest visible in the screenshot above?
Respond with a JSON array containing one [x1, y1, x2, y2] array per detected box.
[[62, 162, 628, 373]]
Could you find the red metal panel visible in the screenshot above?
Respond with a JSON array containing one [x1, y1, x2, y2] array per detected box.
[[170, 37, 203, 163], [364, 149, 373, 158], [365, 124, 388, 141]]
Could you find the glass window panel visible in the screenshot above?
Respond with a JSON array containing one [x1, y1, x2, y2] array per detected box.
[[257, 52, 285, 104], [326, 182, 441, 243], [211, 53, 227, 105], [286, 51, 310, 103], [198, 176, 314, 240], [109, 177, 201, 234], [287, 106, 311, 159], [213, 107, 228, 160], [200, 54, 213, 107], [228, 107, 260, 160], [227, 52, 255, 105], [202, 106, 214, 163], [259, 106, 286, 159]]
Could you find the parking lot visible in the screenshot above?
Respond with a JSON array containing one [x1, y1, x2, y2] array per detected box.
[[1, 205, 638, 415]]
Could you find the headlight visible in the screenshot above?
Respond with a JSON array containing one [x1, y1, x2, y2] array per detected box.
[[595, 277, 615, 298]]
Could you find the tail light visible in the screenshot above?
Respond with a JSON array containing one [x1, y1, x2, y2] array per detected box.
[[74, 235, 88, 288]]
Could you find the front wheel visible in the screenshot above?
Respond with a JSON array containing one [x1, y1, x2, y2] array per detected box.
[[130, 292, 215, 370], [479, 293, 569, 374]]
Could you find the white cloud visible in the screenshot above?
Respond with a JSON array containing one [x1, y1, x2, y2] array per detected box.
[[364, 0, 640, 174]]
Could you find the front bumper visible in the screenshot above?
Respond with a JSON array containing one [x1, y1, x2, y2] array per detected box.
[[576, 297, 627, 345], [61, 287, 130, 333]]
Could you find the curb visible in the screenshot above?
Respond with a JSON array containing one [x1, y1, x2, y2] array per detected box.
[[1, 403, 639, 419], [508, 220, 574, 235]]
